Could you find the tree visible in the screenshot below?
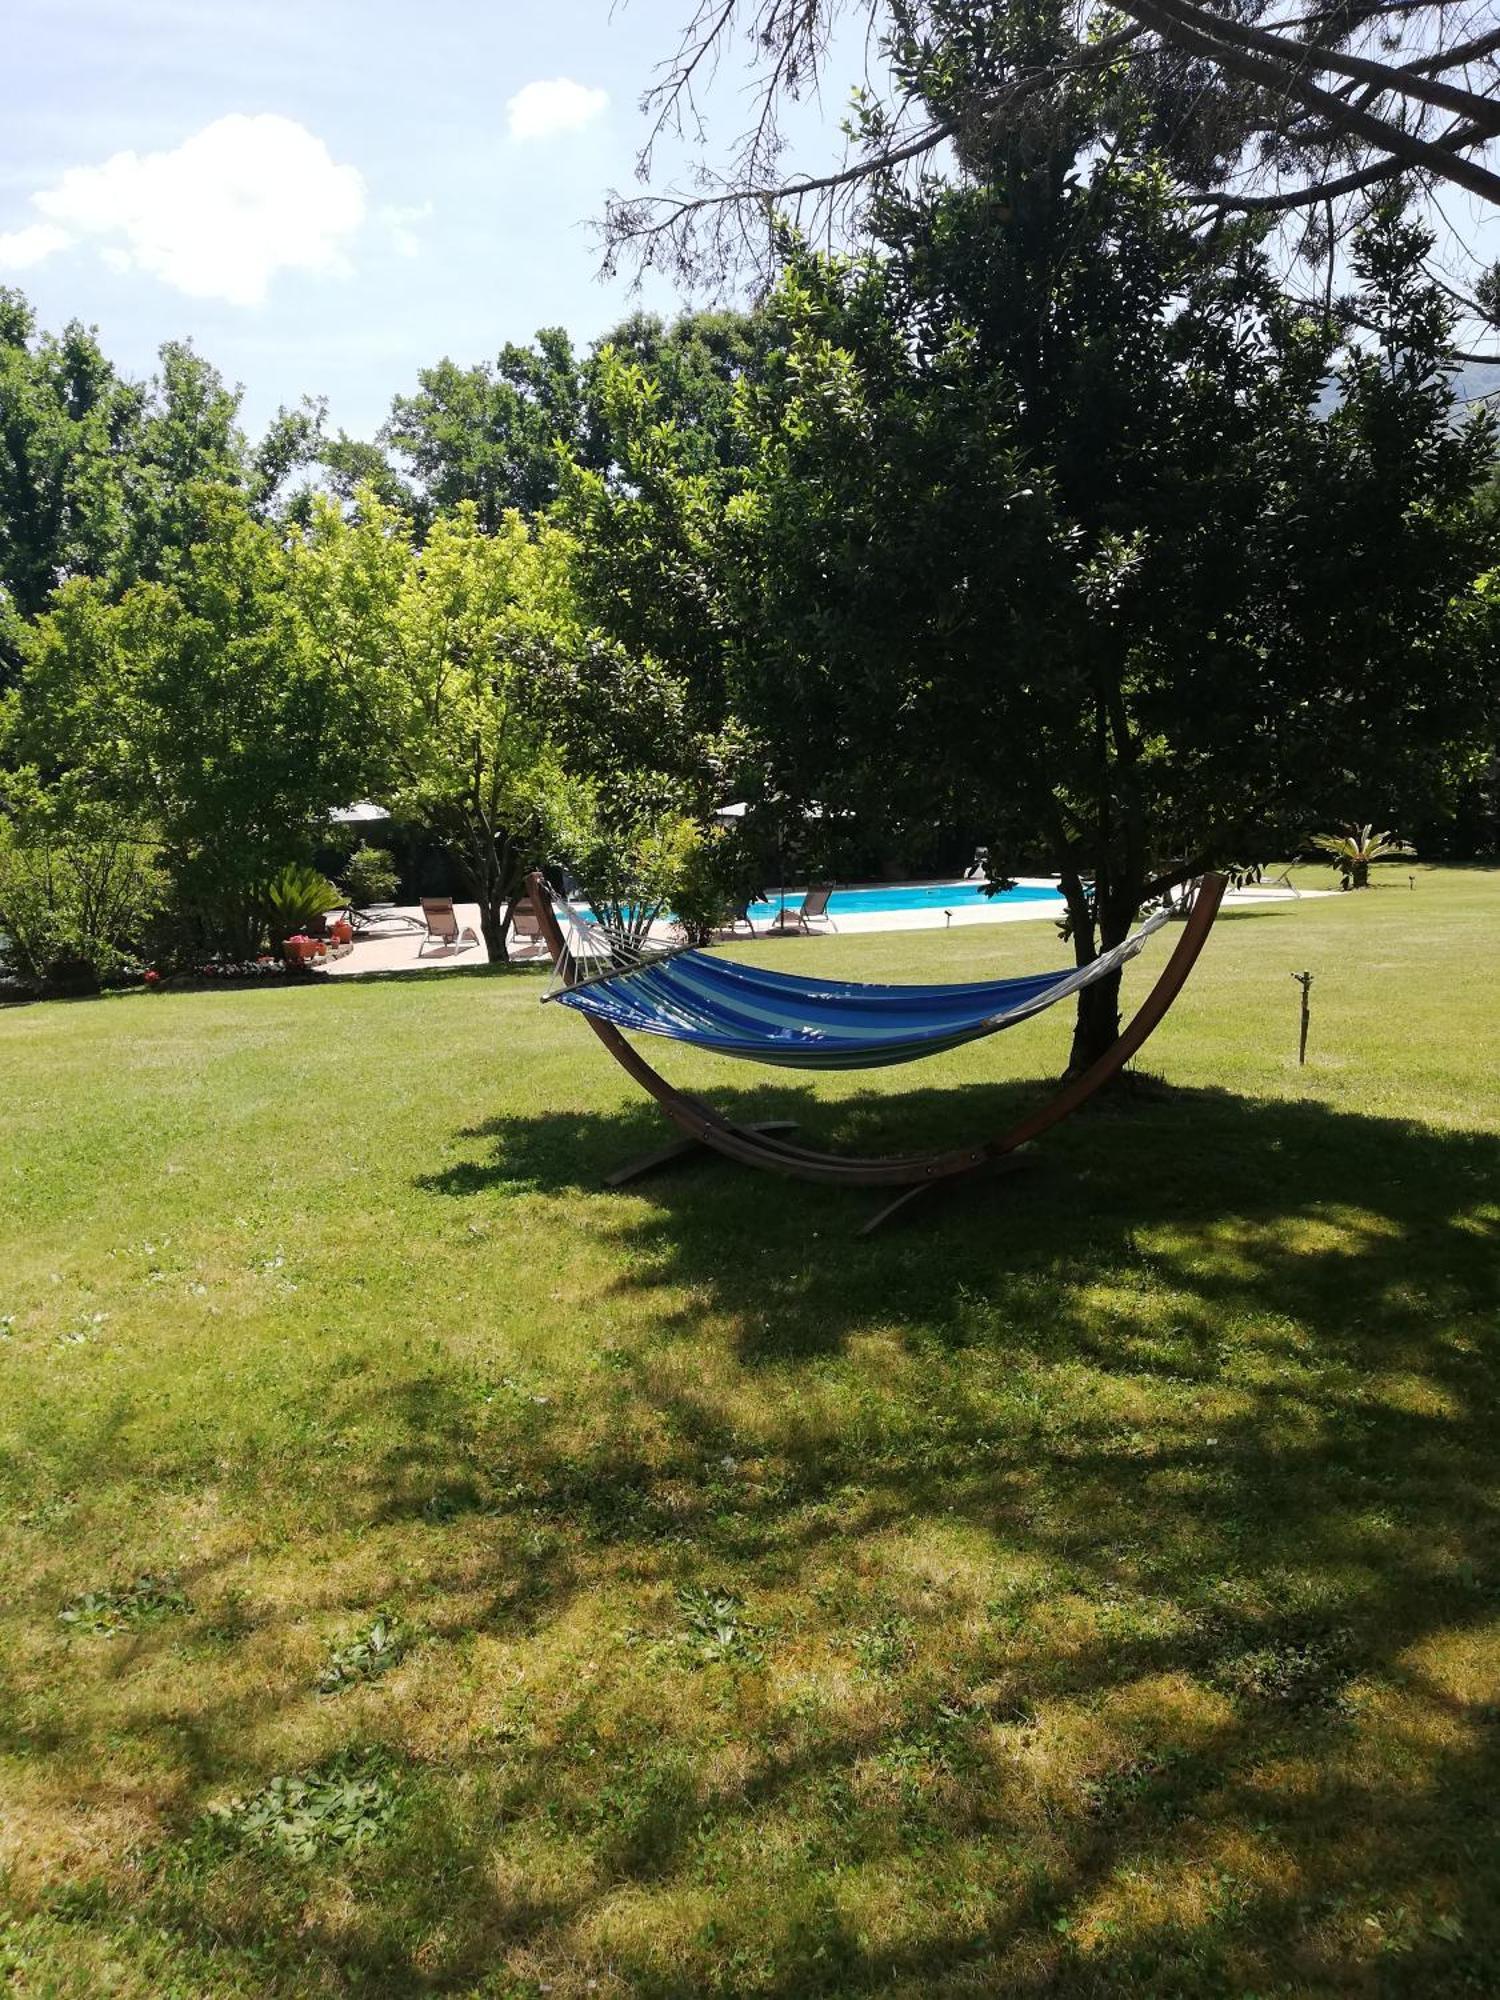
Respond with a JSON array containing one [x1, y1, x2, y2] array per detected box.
[[249, 396, 329, 522], [7, 483, 372, 955], [0, 296, 335, 685], [364, 310, 769, 544], [293, 496, 578, 958], [684, 42, 1497, 1068], [0, 293, 138, 680], [560, 347, 748, 759], [608, 0, 1500, 319], [589, 308, 769, 473], [383, 328, 596, 531], [318, 431, 415, 516], [1283, 203, 1500, 829]]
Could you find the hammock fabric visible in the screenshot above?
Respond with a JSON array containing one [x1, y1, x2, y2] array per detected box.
[[546, 908, 1171, 1072]]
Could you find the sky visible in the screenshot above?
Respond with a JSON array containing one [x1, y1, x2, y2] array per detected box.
[[4, 0, 1496, 441], [0, 0, 843, 440]]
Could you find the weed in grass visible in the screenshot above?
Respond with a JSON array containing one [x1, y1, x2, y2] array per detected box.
[[1210, 1619, 1357, 1713], [202, 1748, 403, 1859], [674, 1584, 764, 1666], [419, 1481, 482, 1524], [1077, 1747, 1193, 1822], [317, 1613, 407, 1693], [199, 1587, 255, 1645], [58, 1573, 191, 1636], [851, 1613, 914, 1676]]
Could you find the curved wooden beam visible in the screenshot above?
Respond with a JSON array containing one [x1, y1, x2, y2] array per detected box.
[[526, 873, 1226, 1190]]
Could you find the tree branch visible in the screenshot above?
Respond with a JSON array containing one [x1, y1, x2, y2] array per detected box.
[[1128, 0, 1500, 206]]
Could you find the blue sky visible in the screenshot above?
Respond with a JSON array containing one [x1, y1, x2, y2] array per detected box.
[[5, 1, 1495, 440], [0, 0, 838, 439]]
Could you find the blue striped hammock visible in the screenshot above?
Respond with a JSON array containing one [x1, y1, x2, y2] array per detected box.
[[546, 906, 1172, 1073]]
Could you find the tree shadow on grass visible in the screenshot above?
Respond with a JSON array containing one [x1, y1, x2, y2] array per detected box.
[[423, 1072, 1496, 1353], [321, 1078, 1500, 1989], [13, 1081, 1500, 1995]]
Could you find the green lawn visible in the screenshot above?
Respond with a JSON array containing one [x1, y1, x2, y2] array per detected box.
[[2, 866, 1497, 1998]]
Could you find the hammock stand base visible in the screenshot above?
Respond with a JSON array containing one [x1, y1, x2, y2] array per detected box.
[[606, 1120, 801, 1187], [527, 872, 1226, 1233]]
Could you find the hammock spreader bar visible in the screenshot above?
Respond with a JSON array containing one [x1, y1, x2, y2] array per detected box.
[[524, 872, 1227, 1229]]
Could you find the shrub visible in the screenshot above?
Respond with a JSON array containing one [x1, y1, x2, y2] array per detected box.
[[560, 787, 739, 948], [668, 821, 749, 943], [261, 862, 342, 946], [0, 816, 165, 991], [340, 843, 399, 907]]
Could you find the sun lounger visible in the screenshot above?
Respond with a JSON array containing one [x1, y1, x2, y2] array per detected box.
[[419, 897, 479, 955], [773, 884, 836, 933]]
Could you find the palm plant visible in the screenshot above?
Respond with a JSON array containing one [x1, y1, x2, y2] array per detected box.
[[1308, 824, 1414, 890], [261, 863, 342, 946]]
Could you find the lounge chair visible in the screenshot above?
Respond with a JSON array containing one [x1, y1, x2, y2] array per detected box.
[[419, 897, 479, 955], [774, 884, 836, 933], [510, 896, 546, 954]]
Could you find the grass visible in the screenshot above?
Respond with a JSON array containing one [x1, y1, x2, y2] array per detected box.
[[0, 863, 1497, 1997]]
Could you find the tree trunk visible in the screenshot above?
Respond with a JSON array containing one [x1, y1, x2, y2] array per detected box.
[[1067, 963, 1125, 1075], [449, 834, 512, 962], [1350, 858, 1369, 889], [476, 886, 509, 961]]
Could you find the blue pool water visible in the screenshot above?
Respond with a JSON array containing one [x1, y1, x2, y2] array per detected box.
[[750, 879, 1064, 919]]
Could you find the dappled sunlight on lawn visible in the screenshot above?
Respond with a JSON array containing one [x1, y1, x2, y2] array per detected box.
[[0, 871, 1497, 1992]]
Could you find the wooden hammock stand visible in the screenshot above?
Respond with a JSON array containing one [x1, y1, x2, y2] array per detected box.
[[526, 870, 1227, 1232]]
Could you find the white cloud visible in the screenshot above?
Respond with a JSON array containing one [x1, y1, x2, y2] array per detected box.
[[0, 114, 366, 306], [505, 78, 608, 143], [379, 200, 433, 259], [0, 221, 72, 271]]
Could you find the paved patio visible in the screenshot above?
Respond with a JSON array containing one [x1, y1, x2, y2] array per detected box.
[[320, 903, 546, 977]]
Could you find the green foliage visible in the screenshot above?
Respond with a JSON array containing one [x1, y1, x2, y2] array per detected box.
[[664, 818, 746, 942], [7, 483, 376, 956], [261, 863, 341, 944], [58, 1573, 191, 1636], [559, 787, 707, 948], [317, 1614, 407, 1694], [0, 808, 164, 987], [204, 1749, 403, 1858], [674, 1585, 764, 1667], [377, 310, 765, 540], [339, 843, 399, 907], [559, 345, 744, 749], [1309, 824, 1416, 889], [293, 494, 576, 958], [0, 298, 319, 685], [384, 326, 593, 530], [586, 307, 768, 480], [0, 294, 140, 676]]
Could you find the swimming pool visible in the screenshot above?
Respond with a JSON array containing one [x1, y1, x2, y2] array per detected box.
[[749, 879, 1064, 919]]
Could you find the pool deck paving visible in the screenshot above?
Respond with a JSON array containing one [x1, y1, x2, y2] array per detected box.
[[318, 880, 1329, 978]]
